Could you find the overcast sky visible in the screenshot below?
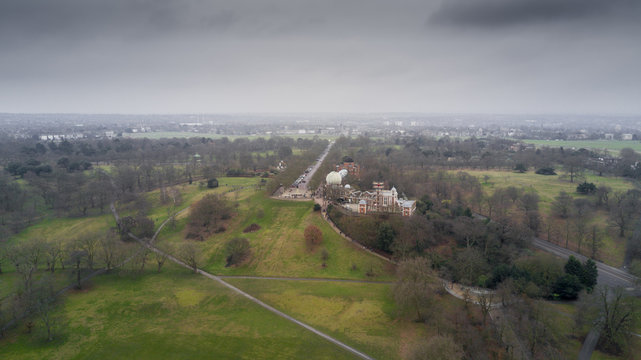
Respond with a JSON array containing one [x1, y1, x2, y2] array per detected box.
[[1, 0, 640, 114]]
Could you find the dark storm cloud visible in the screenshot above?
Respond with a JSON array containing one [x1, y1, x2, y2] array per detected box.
[[430, 0, 641, 28]]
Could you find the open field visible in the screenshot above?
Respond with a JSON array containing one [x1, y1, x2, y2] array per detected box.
[[157, 191, 394, 281], [2, 176, 397, 358], [8, 214, 117, 247], [139, 176, 262, 227], [468, 169, 634, 211], [8, 167, 632, 359], [0, 264, 359, 360], [225, 278, 427, 360], [456, 169, 635, 266], [123, 132, 338, 140], [521, 139, 641, 154]]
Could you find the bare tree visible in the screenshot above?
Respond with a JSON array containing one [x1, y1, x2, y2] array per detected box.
[[477, 291, 494, 325], [597, 287, 639, 355], [7, 240, 43, 295], [595, 186, 611, 208], [31, 276, 59, 341], [563, 156, 585, 183], [99, 231, 120, 271], [572, 198, 593, 254], [180, 242, 201, 273], [44, 238, 63, 273], [75, 235, 99, 270], [393, 257, 435, 322], [154, 250, 168, 272], [67, 250, 88, 289], [552, 191, 573, 219], [589, 226, 602, 260], [137, 247, 150, 272], [609, 191, 640, 238]]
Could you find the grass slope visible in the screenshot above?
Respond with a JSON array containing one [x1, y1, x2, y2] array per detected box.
[[225, 278, 427, 360], [0, 264, 359, 360], [157, 191, 394, 280]]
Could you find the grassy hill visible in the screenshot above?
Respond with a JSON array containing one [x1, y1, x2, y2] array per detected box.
[[1, 176, 401, 359], [0, 263, 359, 360]]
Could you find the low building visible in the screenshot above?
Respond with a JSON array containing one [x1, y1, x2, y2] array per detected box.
[[327, 179, 416, 217], [335, 156, 360, 178]]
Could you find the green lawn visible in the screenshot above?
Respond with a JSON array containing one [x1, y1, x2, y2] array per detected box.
[[8, 214, 117, 247], [0, 264, 359, 360], [521, 139, 641, 155], [157, 192, 394, 281], [225, 278, 424, 360], [139, 177, 261, 227], [470, 169, 634, 211]]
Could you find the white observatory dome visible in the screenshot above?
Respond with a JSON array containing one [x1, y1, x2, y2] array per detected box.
[[326, 171, 342, 185], [344, 184, 351, 189], [338, 169, 348, 178]]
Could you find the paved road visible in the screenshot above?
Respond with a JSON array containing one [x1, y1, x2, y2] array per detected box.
[[473, 213, 638, 289], [296, 141, 334, 192], [531, 238, 637, 289]]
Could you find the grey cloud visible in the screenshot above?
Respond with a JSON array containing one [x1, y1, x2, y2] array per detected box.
[[0, 0, 639, 114], [429, 0, 641, 28]]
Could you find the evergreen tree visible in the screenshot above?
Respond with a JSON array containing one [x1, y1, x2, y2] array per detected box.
[[564, 256, 583, 277], [581, 259, 598, 292]]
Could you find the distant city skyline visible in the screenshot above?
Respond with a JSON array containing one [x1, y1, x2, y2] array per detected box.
[[1, 0, 640, 115]]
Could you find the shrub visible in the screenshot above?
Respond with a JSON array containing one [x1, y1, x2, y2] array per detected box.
[[304, 225, 323, 249], [576, 182, 597, 194], [313, 203, 321, 211], [535, 167, 557, 175], [207, 178, 219, 188], [188, 194, 232, 238], [225, 237, 251, 266], [553, 274, 583, 300], [514, 163, 527, 173], [321, 249, 329, 267], [243, 223, 261, 233]]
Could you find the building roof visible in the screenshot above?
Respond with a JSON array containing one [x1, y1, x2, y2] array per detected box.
[[326, 171, 342, 185], [401, 200, 416, 208], [359, 200, 367, 205]]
